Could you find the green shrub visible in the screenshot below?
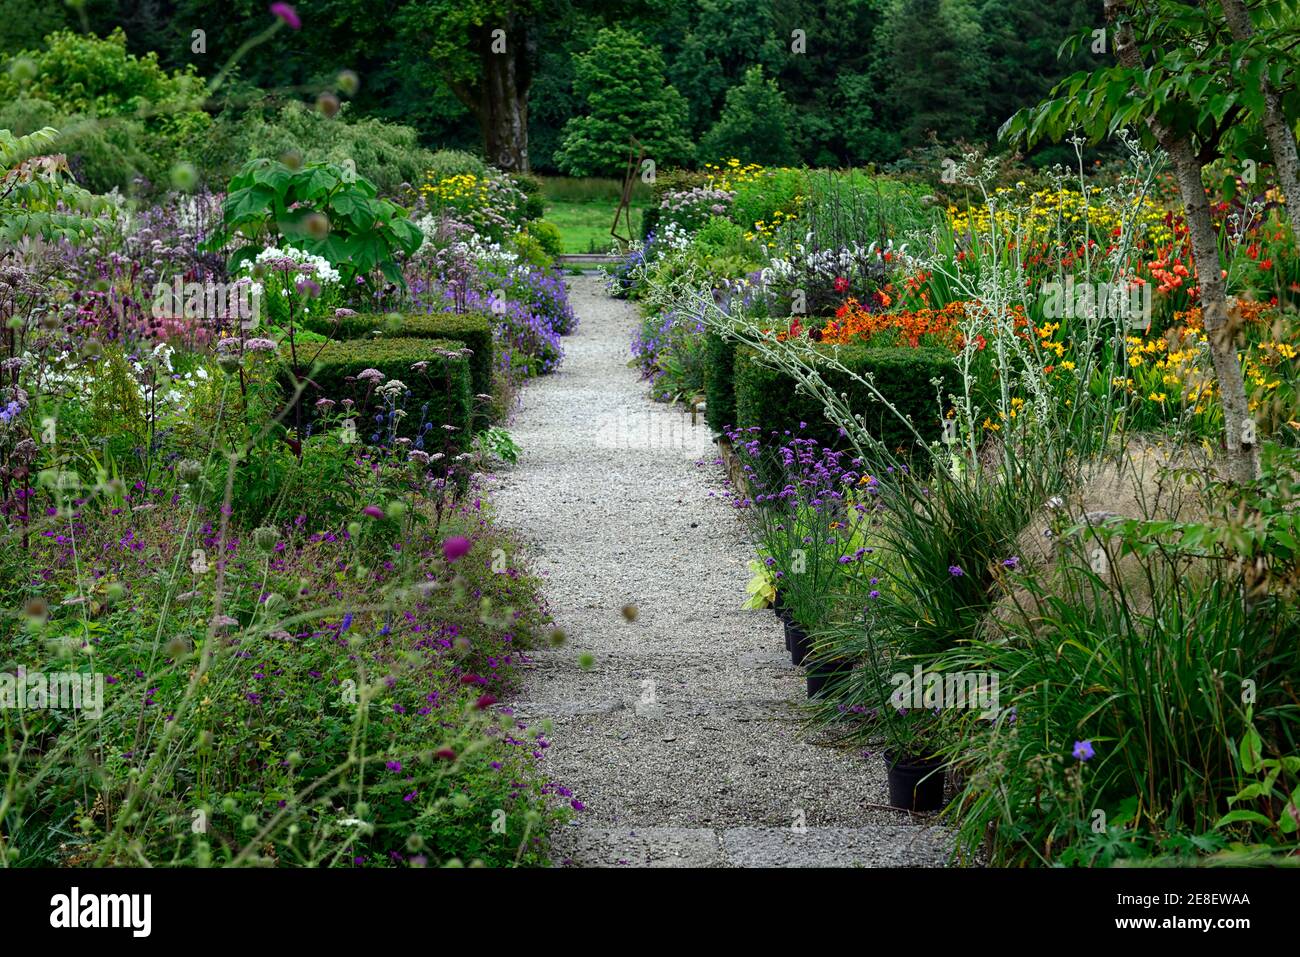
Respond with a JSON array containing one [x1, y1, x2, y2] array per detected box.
[[522, 219, 564, 258], [201, 99, 435, 197], [0, 29, 210, 193], [300, 311, 493, 404], [704, 331, 737, 433], [733, 343, 955, 456], [514, 171, 547, 220], [699, 65, 799, 167], [730, 167, 808, 237], [425, 148, 488, 181], [0, 97, 143, 195], [289, 338, 473, 448]]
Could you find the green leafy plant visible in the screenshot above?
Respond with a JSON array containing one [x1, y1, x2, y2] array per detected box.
[[210, 158, 424, 286], [0, 126, 107, 241], [1218, 709, 1300, 842], [472, 425, 519, 465], [742, 558, 777, 609]]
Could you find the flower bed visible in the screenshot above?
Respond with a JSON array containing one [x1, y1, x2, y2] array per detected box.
[[620, 152, 1300, 865]]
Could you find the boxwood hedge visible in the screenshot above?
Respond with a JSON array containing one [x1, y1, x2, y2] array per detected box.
[[285, 337, 473, 450], [703, 331, 737, 434], [733, 342, 957, 461], [300, 311, 494, 402]]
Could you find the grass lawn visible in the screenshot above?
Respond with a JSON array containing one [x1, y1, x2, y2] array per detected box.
[[538, 176, 651, 254]]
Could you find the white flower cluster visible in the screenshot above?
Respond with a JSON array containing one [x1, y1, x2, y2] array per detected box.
[[24, 344, 210, 414], [249, 244, 342, 285], [763, 239, 910, 285]]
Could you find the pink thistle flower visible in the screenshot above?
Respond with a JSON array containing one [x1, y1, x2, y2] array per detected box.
[[269, 3, 301, 29]]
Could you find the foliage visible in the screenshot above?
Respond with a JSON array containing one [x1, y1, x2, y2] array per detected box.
[[555, 28, 695, 177], [0, 126, 108, 241], [201, 99, 436, 197], [292, 337, 474, 447], [211, 158, 424, 286], [733, 343, 958, 462], [703, 329, 737, 433], [305, 310, 496, 406], [699, 65, 798, 167], [0, 29, 210, 193]]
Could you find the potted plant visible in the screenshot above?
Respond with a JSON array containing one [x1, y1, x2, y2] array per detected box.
[[861, 642, 948, 812], [878, 708, 946, 812]]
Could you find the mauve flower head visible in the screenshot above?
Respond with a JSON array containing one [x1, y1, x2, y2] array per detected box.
[[1073, 740, 1095, 761], [244, 337, 277, 352], [269, 2, 301, 29], [1002, 556, 1020, 569], [442, 535, 472, 562], [362, 505, 385, 519], [948, 565, 965, 577]]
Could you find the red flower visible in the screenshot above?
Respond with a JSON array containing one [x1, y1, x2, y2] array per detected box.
[[833, 276, 850, 293], [975, 334, 987, 351]]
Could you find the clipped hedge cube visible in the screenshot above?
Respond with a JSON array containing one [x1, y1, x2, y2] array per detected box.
[[733, 342, 957, 461], [300, 311, 494, 403], [703, 330, 737, 434], [285, 337, 473, 450]]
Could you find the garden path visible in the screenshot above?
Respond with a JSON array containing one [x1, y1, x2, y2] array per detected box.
[[495, 274, 951, 867]]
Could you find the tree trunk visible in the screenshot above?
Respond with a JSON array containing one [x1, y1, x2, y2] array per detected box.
[[446, 18, 533, 172], [1106, 0, 1259, 482], [1220, 0, 1300, 240], [480, 44, 529, 172]]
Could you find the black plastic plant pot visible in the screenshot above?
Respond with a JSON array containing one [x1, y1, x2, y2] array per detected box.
[[805, 655, 851, 698], [788, 622, 811, 666], [782, 616, 793, 652], [883, 751, 946, 812]]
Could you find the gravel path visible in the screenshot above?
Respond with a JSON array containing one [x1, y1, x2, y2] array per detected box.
[[493, 274, 951, 867]]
